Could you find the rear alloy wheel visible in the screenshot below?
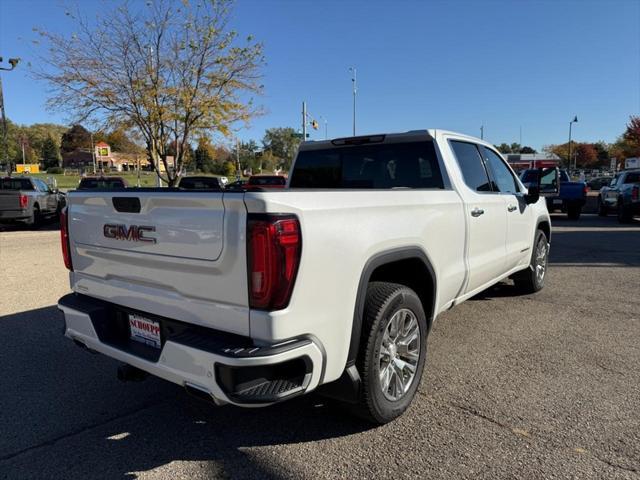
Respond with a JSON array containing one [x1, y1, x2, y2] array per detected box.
[[354, 282, 428, 424], [618, 202, 633, 224], [514, 229, 549, 294], [597, 198, 608, 217], [26, 205, 41, 229], [567, 204, 581, 220]]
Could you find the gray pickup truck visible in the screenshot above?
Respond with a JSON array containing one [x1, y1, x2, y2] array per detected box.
[[598, 169, 640, 223], [0, 176, 64, 227]]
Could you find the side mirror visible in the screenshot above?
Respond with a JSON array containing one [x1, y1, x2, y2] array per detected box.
[[524, 185, 540, 204]]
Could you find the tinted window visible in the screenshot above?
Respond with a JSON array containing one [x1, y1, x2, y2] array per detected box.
[[520, 170, 537, 183], [179, 177, 222, 190], [482, 147, 519, 194], [78, 178, 125, 189], [450, 141, 492, 192], [559, 171, 570, 182], [36, 179, 50, 192], [624, 173, 640, 184], [290, 141, 444, 189], [249, 176, 286, 186], [0, 178, 34, 190]]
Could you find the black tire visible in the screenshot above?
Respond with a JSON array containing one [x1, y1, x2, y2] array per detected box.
[[25, 205, 41, 229], [567, 204, 581, 220], [513, 229, 549, 294], [354, 282, 428, 424], [597, 198, 608, 217], [618, 202, 633, 224]]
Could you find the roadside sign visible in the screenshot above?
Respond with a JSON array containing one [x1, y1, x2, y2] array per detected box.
[[610, 158, 617, 171], [292, 133, 310, 139]]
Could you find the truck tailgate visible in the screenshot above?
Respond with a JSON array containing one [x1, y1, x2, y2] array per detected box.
[[67, 190, 250, 335]]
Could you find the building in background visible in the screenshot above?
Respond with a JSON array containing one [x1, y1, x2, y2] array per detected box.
[[505, 153, 561, 172]]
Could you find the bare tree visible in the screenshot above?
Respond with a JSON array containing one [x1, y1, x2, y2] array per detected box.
[[34, 0, 264, 185]]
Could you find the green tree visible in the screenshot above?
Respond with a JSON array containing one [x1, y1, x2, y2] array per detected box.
[[61, 124, 91, 153], [95, 127, 143, 153], [262, 127, 301, 170], [194, 137, 216, 173], [496, 143, 512, 154], [41, 135, 61, 168], [519, 146, 537, 154], [35, 0, 264, 186]]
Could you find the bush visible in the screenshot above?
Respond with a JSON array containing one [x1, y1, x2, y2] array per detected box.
[[47, 167, 64, 174]]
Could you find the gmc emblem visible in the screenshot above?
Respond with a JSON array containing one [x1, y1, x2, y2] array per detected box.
[[103, 224, 157, 244]]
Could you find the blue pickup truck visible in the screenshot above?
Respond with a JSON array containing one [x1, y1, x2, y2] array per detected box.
[[598, 169, 640, 223], [520, 169, 586, 219]]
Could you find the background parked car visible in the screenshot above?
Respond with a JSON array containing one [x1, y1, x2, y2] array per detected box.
[[0, 176, 63, 227], [520, 169, 586, 219], [587, 176, 612, 191], [225, 179, 248, 191], [598, 169, 640, 223], [246, 175, 286, 189], [77, 176, 128, 190], [178, 176, 224, 190]]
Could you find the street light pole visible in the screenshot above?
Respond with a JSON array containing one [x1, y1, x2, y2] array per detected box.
[[320, 115, 328, 140], [568, 115, 578, 171], [90, 132, 97, 174], [349, 67, 357, 136], [0, 57, 20, 177]]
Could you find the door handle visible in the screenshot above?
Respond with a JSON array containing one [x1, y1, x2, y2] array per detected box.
[[507, 204, 517, 212], [470, 207, 485, 217]]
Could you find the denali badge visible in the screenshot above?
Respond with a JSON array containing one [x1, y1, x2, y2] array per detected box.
[[103, 224, 157, 244]]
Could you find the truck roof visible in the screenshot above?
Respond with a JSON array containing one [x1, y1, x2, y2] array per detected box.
[[298, 129, 494, 152]]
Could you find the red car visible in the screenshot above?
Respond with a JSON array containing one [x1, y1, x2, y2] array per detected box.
[[246, 175, 286, 189]]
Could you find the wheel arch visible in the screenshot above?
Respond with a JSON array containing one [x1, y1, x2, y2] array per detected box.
[[346, 247, 437, 368], [536, 218, 551, 242]]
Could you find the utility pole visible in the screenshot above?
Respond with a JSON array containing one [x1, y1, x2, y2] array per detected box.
[[302, 101, 307, 141], [0, 57, 20, 176], [480, 125, 484, 140], [320, 116, 328, 140], [90, 132, 97, 174], [519, 126, 522, 146], [568, 115, 578, 171], [349, 67, 357, 136], [235, 137, 241, 181]]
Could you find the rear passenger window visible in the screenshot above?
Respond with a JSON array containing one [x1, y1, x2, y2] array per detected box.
[[290, 141, 444, 189], [482, 147, 519, 194], [450, 141, 492, 192]]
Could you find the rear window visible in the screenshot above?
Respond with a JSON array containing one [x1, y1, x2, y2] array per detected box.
[[179, 177, 222, 190], [78, 178, 126, 189], [289, 141, 444, 189], [249, 176, 286, 186], [0, 178, 34, 190], [624, 173, 640, 184]]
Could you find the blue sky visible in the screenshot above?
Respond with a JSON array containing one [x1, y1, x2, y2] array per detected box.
[[1, 0, 638, 150]]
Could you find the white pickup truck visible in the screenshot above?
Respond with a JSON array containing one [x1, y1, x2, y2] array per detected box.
[[58, 130, 557, 423]]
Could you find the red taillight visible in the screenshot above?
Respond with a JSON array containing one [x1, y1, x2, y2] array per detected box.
[[60, 207, 73, 271], [583, 185, 588, 195], [19, 194, 28, 209], [633, 186, 639, 201], [247, 215, 301, 310]]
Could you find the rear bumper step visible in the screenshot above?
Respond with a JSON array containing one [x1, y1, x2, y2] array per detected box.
[[58, 293, 324, 406]]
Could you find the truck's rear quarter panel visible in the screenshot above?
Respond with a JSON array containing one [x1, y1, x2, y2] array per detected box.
[[244, 189, 466, 382]]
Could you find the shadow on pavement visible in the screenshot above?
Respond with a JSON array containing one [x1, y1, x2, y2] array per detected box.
[[0, 306, 371, 479], [0, 218, 60, 232]]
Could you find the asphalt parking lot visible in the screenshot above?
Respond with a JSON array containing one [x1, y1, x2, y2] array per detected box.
[[1, 214, 639, 479]]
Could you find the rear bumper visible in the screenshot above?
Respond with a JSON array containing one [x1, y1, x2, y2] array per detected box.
[[58, 293, 325, 406], [0, 209, 29, 221]]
